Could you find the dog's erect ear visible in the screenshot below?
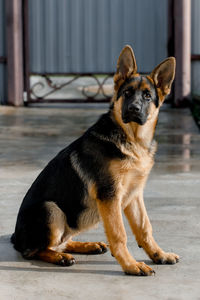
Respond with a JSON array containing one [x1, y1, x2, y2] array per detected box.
[[150, 57, 176, 96], [115, 45, 137, 81]]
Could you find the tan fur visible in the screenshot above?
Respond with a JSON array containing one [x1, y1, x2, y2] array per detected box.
[[150, 57, 176, 96], [75, 182, 100, 231], [98, 96, 178, 274], [45, 188, 100, 253], [45, 202, 75, 252], [70, 152, 100, 230], [95, 46, 178, 275], [64, 240, 107, 254], [112, 82, 159, 148], [37, 249, 74, 265], [124, 198, 179, 264], [77, 193, 100, 231], [97, 199, 154, 275]]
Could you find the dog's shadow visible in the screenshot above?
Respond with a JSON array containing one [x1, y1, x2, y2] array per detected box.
[[0, 234, 155, 277]]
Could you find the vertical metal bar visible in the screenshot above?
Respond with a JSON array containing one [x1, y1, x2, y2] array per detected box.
[[168, 0, 175, 57], [6, 0, 24, 106], [22, 0, 30, 104], [167, 0, 175, 103], [174, 0, 191, 106]]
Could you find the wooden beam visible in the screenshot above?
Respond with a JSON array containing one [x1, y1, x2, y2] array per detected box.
[[174, 0, 191, 107], [6, 0, 24, 106]]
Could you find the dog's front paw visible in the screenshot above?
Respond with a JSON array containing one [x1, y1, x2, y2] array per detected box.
[[124, 262, 155, 276], [152, 252, 179, 265]]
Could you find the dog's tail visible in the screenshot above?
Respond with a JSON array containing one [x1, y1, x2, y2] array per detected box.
[[10, 233, 15, 244], [10, 233, 16, 244], [10, 232, 39, 259]]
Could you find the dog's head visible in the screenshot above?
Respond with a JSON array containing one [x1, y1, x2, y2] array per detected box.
[[113, 45, 176, 125]]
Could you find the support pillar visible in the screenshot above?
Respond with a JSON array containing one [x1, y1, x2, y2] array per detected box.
[[174, 0, 191, 106], [6, 0, 24, 106]]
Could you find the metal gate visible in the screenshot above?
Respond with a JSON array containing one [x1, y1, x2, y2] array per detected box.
[[24, 0, 168, 104]]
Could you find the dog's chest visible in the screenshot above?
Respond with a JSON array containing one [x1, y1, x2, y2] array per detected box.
[[116, 151, 154, 207]]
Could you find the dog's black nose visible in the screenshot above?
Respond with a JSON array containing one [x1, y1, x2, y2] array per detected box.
[[128, 103, 140, 113]]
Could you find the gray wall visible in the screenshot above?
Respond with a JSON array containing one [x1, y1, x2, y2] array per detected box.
[[191, 0, 200, 96], [29, 0, 168, 74], [0, 0, 6, 104]]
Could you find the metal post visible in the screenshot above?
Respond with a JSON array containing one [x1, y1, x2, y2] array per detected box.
[[174, 0, 191, 106], [6, 0, 24, 106]]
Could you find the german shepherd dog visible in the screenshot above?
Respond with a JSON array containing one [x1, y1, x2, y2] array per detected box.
[[11, 46, 179, 275]]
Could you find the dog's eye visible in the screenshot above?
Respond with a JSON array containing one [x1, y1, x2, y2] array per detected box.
[[124, 90, 132, 98], [143, 90, 151, 101]]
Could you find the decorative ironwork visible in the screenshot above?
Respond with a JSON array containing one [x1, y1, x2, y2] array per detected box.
[[0, 56, 7, 64], [29, 74, 114, 103], [191, 54, 200, 61]]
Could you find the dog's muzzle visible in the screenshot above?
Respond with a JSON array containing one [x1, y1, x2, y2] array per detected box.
[[122, 105, 146, 125]]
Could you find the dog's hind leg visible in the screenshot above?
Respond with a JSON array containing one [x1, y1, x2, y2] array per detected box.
[[37, 249, 75, 266], [64, 240, 108, 254], [35, 202, 76, 266]]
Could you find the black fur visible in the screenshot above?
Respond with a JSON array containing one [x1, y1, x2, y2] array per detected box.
[[11, 111, 127, 255]]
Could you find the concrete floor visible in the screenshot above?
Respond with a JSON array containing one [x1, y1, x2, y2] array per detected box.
[[0, 104, 200, 300]]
